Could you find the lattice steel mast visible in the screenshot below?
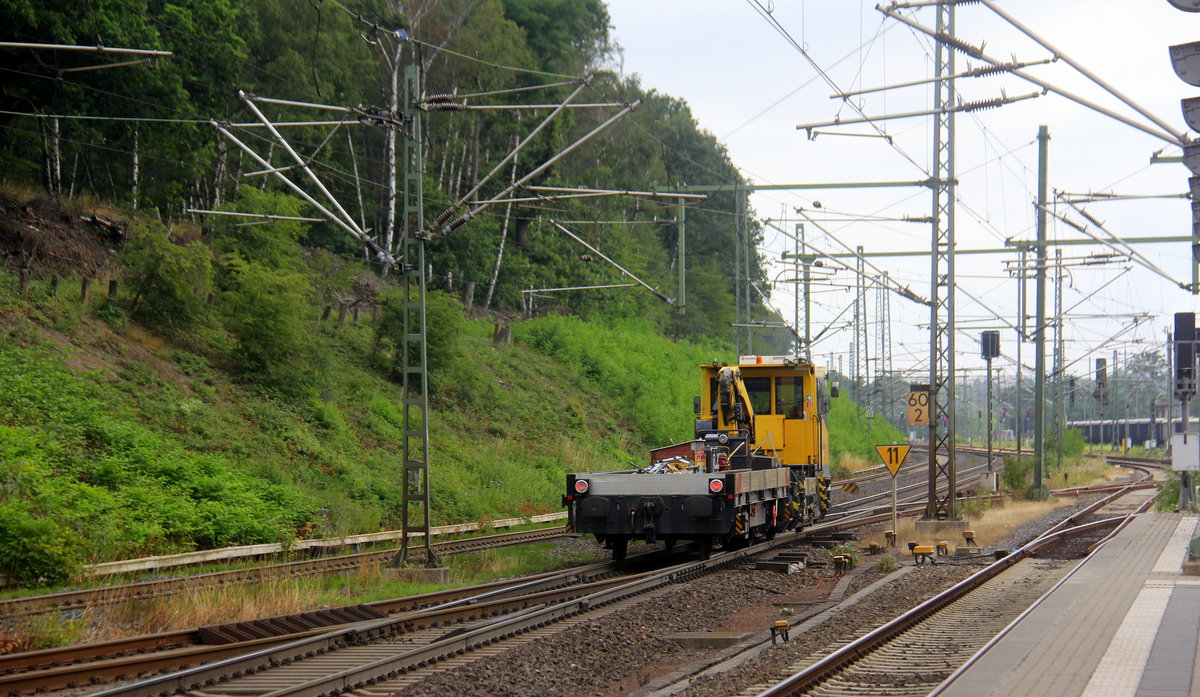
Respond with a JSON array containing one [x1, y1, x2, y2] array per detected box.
[[394, 64, 439, 568], [926, 0, 958, 520], [877, 271, 893, 422]]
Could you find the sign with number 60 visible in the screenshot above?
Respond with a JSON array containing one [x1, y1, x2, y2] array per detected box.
[[907, 385, 930, 426]]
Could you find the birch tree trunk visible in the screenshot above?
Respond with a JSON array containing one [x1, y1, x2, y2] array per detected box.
[[41, 116, 62, 199], [384, 42, 401, 262], [484, 139, 518, 310], [131, 125, 140, 208]]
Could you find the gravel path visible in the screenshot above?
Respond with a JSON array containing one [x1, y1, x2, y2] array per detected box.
[[397, 499, 1105, 697], [674, 564, 975, 697], [400, 557, 840, 697]]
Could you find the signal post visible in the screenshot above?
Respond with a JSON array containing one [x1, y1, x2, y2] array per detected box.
[[876, 444, 912, 541]]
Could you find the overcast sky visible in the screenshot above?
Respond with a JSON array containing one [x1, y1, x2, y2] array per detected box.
[[606, 0, 1200, 389]]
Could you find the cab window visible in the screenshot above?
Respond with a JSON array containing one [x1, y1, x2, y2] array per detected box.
[[744, 377, 772, 415], [775, 376, 805, 418]]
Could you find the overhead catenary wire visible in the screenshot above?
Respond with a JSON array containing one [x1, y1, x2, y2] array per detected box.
[[1037, 199, 1189, 291], [238, 92, 367, 238], [548, 220, 674, 306], [213, 121, 388, 261], [878, 4, 1184, 147], [429, 78, 592, 231], [321, 0, 581, 81], [744, 0, 928, 175], [976, 0, 1188, 145], [436, 99, 642, 236]]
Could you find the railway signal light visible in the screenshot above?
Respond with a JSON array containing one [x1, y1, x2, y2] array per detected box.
[[1176, 312, 1197, 399], [1168, 5, 1200, 253], [980, 330, 1000, 359], [1094, 358, 1109, 405]]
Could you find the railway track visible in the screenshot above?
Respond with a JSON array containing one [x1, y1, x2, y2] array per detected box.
[[74, 545, 768, 697], [0, 552, 643, 696], [10, 458, 1165, 697], [738, 470, 1160, 697], [611, 460, 1166, 697], [27, 496, 919, 697], [0, 527, 566, 621], [829, 449, 999, 512]]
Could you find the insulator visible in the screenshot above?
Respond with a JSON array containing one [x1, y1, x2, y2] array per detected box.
[[939, 32, 983, 59], [424, 93, 456, 103], [431, 208, 456, 229], [442, 212, 473, 235], [959, 96, 1006, 113], [968, 64, 1011, 78], [425, 102, 467, 111]]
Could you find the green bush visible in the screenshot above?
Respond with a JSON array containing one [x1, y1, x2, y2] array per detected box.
[[873, 554, 899, 572], [374, 288, 463, 382], [958, 496, 993, 517], [0, 504, 84, 585], [828, 541, 861, 564], [1001, 455, 1033, 492], [1156, 474, 1181, 512], [120, 222, 214, 330], [213, 189, 308, 270], [515, 315, 726, 446], [827, 396, 907, 461], [1062, 428, 1085, 457], [218, 257, 318, 394], [0, 342, 315, 584]]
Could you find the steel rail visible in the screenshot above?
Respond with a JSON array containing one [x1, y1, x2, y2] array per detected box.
[[2, 557, 626, 695], [84, 536, 780, 697], [1034, 468, 1154, 542], [0, 527, 565, 619], [929, 492, 1159, 696], [829, 456, 993, 511], [753, 478, 1154, 697]]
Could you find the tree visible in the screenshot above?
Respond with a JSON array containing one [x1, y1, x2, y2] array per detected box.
[[218, 256, 317, 394], [120, 222, 214, 330]]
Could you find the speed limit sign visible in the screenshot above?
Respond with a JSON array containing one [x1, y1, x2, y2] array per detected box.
[[907, 384, 930, 426]]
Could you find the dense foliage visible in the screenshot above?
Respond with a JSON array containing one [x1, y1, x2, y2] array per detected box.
[[0, 0, 850, 586], [826, 393, 907, 464], [0, 0, 792, 345]]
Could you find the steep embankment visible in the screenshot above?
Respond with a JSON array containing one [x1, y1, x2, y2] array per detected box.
[[0, 206, 729, 586], [0, 294, 677, 584], [0, 196, 896, 587]]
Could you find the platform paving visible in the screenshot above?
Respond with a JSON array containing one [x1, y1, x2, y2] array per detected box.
[[940, 511, 1200, 697]]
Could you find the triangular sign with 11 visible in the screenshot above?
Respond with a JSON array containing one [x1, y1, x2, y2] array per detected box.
[[875, 444, 911, 477]]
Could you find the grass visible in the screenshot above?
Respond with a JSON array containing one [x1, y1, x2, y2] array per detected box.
[[19, 541, 608, 647], [1050, 462, 1135, 489], [836, 453, 878, 473], [0, 267, 657, 586], [860, 498, 1069, 555], [0, 521, 570, 602]]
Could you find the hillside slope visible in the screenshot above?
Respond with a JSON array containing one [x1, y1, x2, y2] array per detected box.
[[0, 194, 900, 587], [0, 208, 728, 586]]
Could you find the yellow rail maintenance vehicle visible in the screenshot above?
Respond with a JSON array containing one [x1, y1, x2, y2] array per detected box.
[[565, 355, 835, 561]]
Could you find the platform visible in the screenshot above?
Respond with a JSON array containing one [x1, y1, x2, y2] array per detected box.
[[940, 511, 1200, 697]]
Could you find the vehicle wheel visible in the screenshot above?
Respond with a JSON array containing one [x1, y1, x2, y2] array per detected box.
[[697, 537, 713, 560]]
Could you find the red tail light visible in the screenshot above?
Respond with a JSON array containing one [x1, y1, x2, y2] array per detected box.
[[708, 478, 724, 494], [574, 479, 589, 494]]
